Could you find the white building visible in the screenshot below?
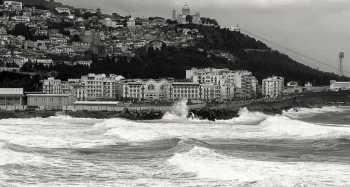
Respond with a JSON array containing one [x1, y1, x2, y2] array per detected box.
[[186, 68, 257, 99], [170, 82, 201, 101], [43, 77, 62, 94], [330, 80, 350, 92], [176, 4, 202, 24], [0, 88, 23, 106], [3, 1, 23, 11], [80, 74, 124, 100], [262, 76, 284, 98]]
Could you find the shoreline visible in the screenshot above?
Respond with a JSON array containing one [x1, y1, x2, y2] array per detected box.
[[0, 91, 349, 120]]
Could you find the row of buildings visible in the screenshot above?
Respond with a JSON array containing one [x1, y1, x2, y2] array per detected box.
[[2, 67, 339, 111], [41, 68, 270, 103]]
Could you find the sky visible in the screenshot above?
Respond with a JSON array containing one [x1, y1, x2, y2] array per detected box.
[[58, 0, 350, 75]]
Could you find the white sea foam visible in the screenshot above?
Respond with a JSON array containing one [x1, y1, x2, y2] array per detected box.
[[95, 107, 350, 142], [260, 115, 350, 139], [217, 107, 267, 124], [168, 146, 350, 186], [283, 106, 345, 118], [0, 142, 46, 166], [0, 118, 112, 148]]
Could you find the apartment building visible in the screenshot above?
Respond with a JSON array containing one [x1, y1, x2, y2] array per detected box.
[[186, 68, 256, 99], [80, 74, 124, 100], [170, 82, 201, 101], [262, 76, 284, 98], [42, 77, 63, 94]]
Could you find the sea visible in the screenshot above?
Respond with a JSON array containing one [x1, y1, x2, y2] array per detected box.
[[1, 101, 350, 187]]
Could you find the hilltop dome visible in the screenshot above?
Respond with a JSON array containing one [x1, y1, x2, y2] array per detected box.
[[182, 3, 190, 16]]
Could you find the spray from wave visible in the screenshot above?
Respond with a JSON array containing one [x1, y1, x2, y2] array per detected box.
[[217, 108, 267, 124], [162, 99, 190, 120]]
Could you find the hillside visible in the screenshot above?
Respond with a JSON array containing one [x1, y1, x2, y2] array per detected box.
[[0, 0, 347, 89], [85, 24, 345, 85]]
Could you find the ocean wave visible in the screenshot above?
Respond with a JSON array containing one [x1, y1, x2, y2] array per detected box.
[[0, 142, 47, 166], [217, 108, 267, 124], [167, 146, 350, 186], [94, 109, 350, 143], [0, 118, 114, 149], [260, 115, 350, 139], [283, 106, 345, 118]]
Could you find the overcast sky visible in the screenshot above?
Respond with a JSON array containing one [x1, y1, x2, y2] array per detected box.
[[58, 0, 350, 75]]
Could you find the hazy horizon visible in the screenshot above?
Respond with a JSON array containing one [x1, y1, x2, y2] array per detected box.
[[58, 0, 350, 76]]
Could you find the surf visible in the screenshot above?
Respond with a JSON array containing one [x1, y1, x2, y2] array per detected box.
[[167, 146, 350, 186]]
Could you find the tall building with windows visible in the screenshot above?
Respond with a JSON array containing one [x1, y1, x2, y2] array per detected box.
[[80, 74, 124, 100], [186, 68, 257, 100], [170, 82, 201, 101], [43, 77, 63, 94], [262, 76, 284, 98], [116, 79, 172, 101]]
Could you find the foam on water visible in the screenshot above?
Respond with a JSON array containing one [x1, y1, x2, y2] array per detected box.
[[283, 106, 345, 118], [260, 115, 350, 139], [168, 146, 350, 186], [94, 107, 350, 142], [0, 142, 46, 166], [0, 118, 112, 149], [217, 108, 267, 124]]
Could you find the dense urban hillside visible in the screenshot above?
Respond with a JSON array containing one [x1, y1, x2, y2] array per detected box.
[[0, 0, 347, 90]]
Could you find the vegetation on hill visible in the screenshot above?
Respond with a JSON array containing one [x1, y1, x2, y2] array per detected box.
[[0, 72, 41, 91]]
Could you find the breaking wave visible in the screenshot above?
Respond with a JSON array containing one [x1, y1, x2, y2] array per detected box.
[[259, 115, 350, 139], [168, 146, 350, 186], [283, 106, 345, 118], [217, 108, 267, 124], [0, 142, 46, 166], [94, 107, 350, 142]]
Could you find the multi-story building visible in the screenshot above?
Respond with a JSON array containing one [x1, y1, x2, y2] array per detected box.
[[116, 79, 171, 101], [80, 73, 124, 100], [186, 68, 256, 100], [170, 82, 201, 101], [42, 74, 124, 101], [262, 76, 284, 98], [43, 77, 62, 94]]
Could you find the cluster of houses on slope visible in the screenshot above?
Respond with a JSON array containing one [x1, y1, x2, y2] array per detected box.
[[0, 1, 207, 73]]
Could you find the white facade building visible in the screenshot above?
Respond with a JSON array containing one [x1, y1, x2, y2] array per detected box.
[[186, 68, 257, 99], [116, 79, 172, 101], [330, 80, 350, 92], [43, 77, 63, 94], [262, 76, 284, 98], [80, 74, 124, 100]]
